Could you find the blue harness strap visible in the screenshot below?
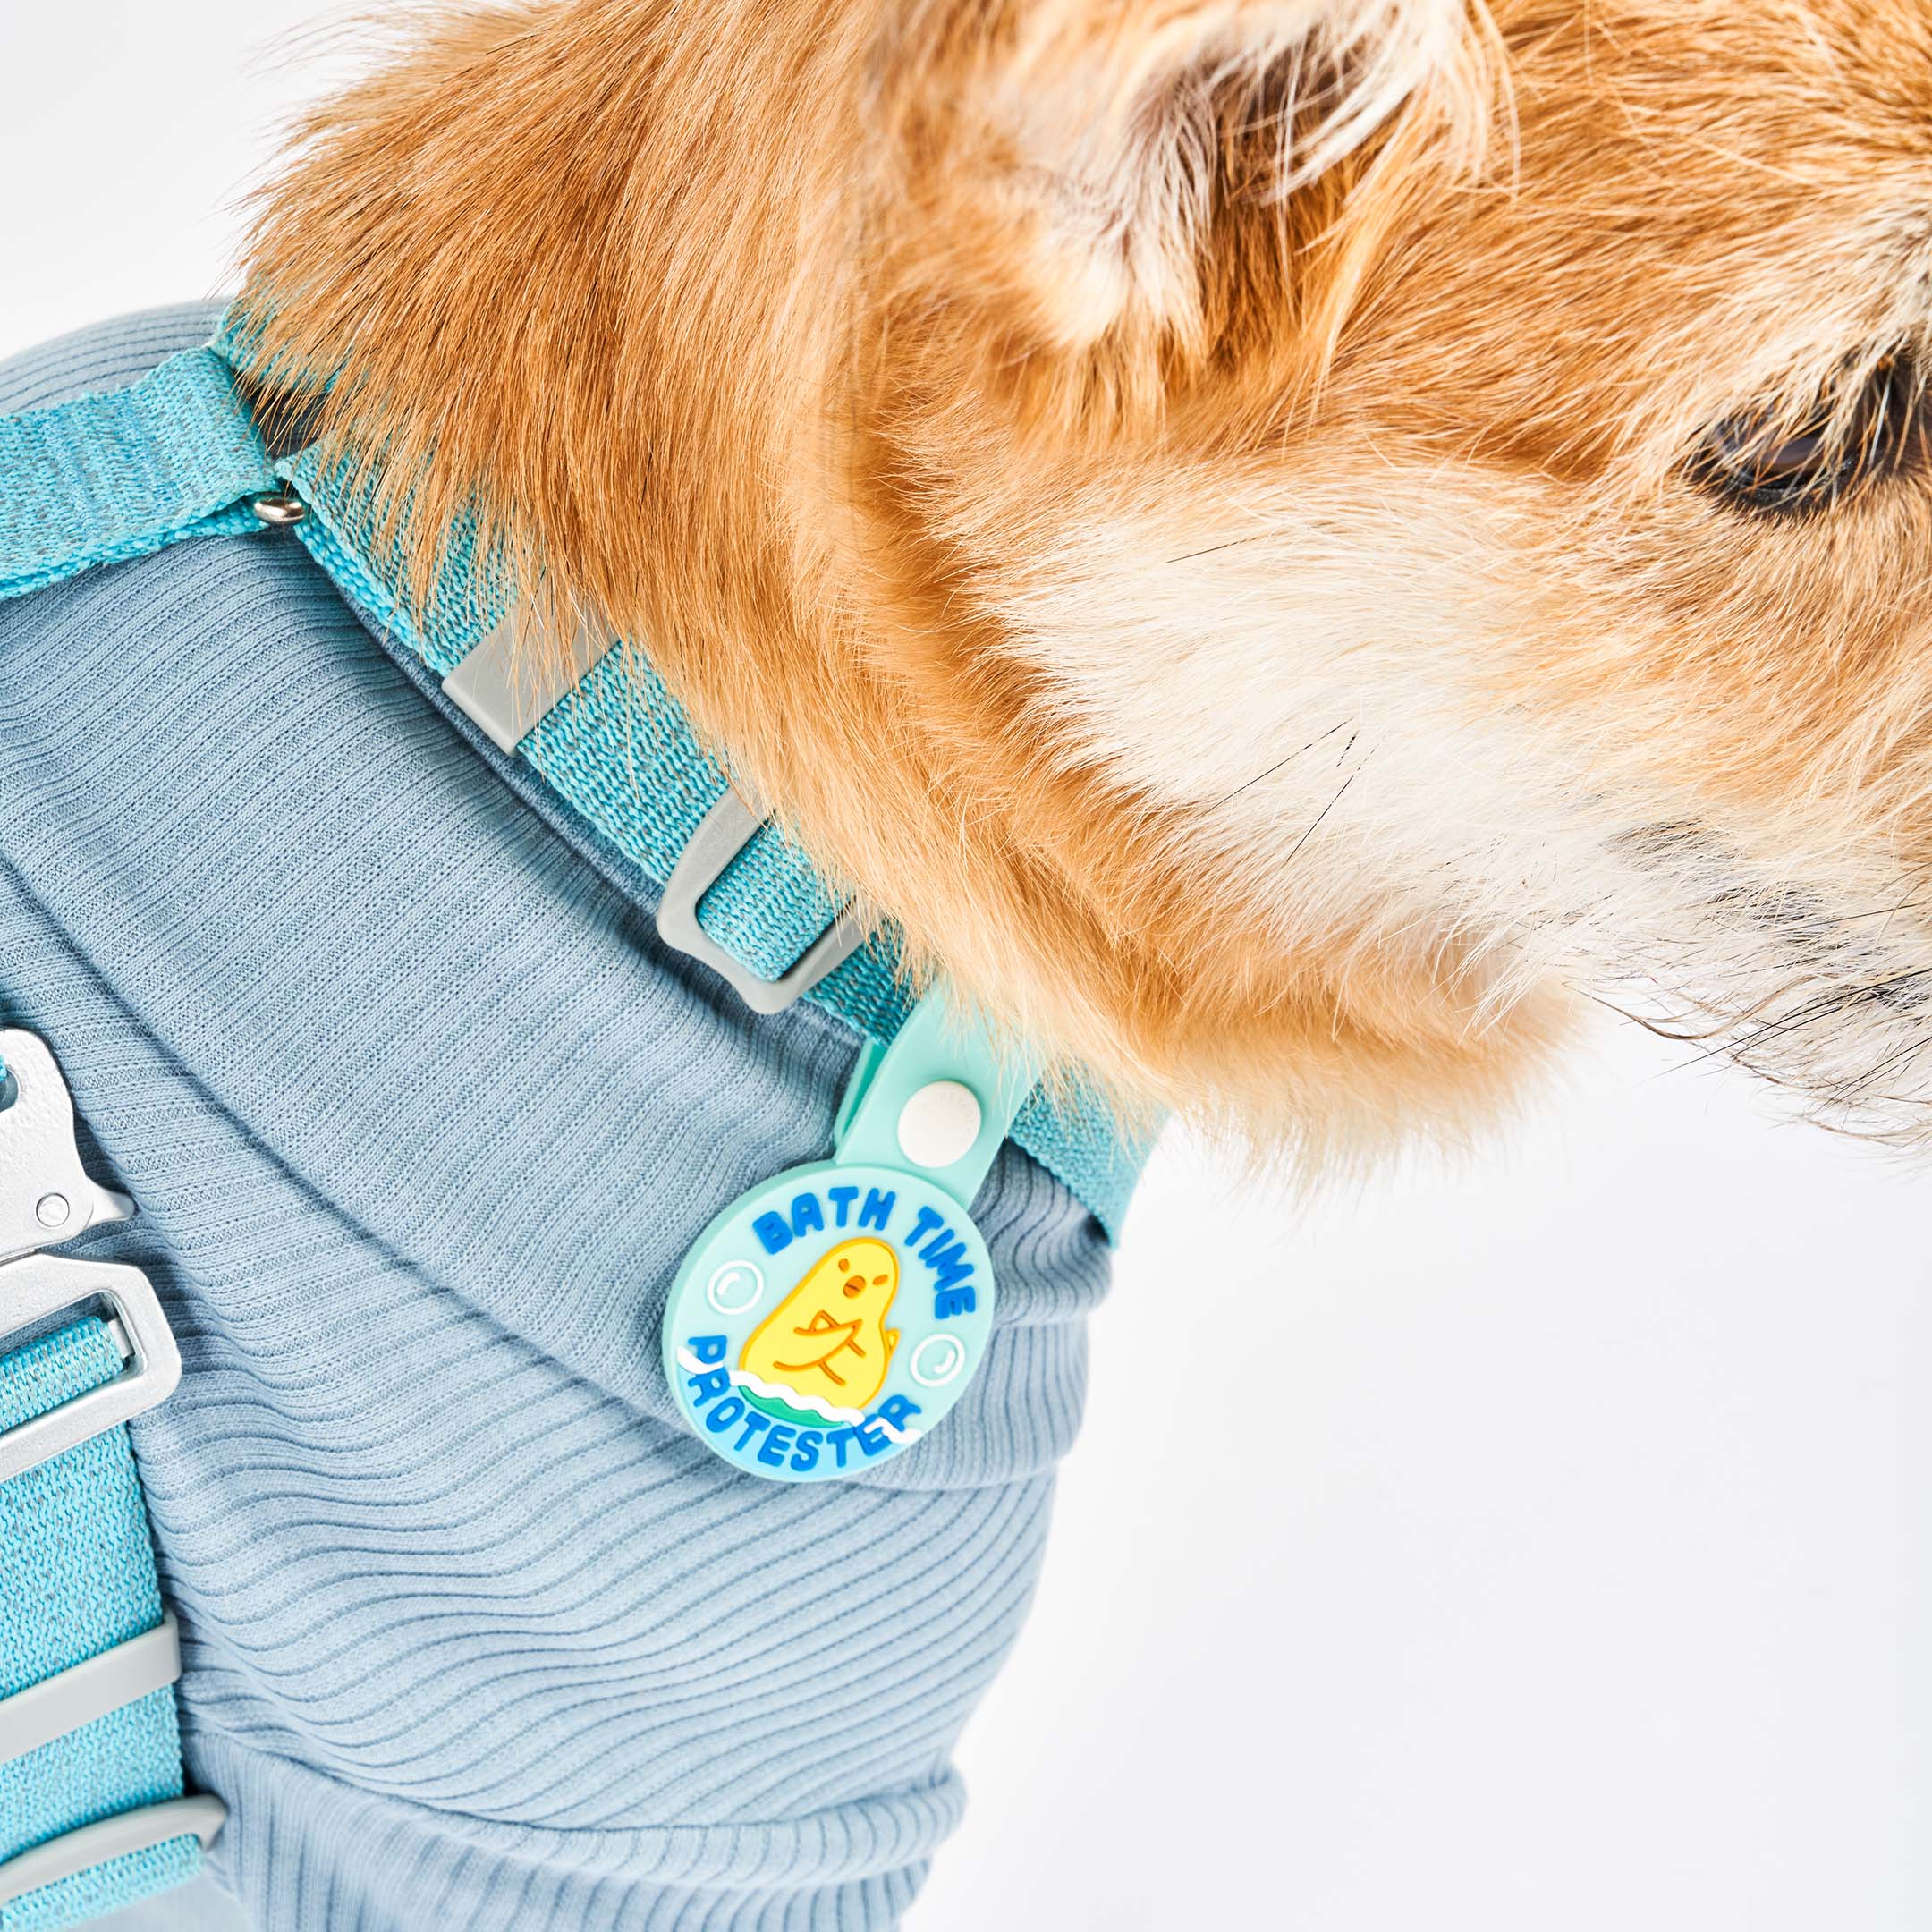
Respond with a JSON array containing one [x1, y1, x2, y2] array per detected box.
[[0, 334, 1147, 1236], [0, 350, 277, 601], [0, 1029, 219, 1928], [275, 444, 1150, 1237], [0, 1326, 200, 1930]]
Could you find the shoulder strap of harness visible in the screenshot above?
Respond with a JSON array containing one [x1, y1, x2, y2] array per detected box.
[[0, 347, 280, 602], [0, 343, 271, 1924]]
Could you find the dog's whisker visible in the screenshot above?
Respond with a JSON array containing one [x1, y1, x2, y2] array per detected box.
[[1282, 763, 1364, 869], [1161, 531, 1280, 566], [1213, 718, 1352, 807]]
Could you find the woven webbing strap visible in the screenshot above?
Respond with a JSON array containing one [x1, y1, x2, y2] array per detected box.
[[0, 351, 276, 601], [0, 1325, 199, 1930]]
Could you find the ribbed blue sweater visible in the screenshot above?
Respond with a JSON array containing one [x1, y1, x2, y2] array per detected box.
[[0, 306, 1114, 1931]]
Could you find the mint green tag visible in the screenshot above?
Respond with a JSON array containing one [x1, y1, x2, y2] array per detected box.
[[661, 991, 1031, 1481]]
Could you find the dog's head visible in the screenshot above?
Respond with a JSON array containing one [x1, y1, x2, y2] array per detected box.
[[242, 0, 1932, 1157]]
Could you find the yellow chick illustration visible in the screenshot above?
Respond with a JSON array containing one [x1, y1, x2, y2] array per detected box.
[[739, 1237, 901, 1413]]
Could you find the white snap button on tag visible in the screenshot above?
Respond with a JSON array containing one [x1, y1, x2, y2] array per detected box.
[[896, 1080, 982, 1170]]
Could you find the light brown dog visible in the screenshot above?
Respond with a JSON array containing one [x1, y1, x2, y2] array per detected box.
[[235, 0, 1932, 1162]]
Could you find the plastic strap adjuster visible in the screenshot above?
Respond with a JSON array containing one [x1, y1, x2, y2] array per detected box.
[[657, 786, 868, 1013], [0, 1798, 226, 1911], [440, 606, 611, 755], [0, 1614, 183, 1768], [0, 1252, 182, 1486]]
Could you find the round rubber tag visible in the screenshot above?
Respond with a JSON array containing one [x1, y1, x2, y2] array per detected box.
[[662, 1158, 996, 1481]]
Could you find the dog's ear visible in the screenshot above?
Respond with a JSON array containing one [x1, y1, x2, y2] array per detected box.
[[881, 0, 1495, 358]]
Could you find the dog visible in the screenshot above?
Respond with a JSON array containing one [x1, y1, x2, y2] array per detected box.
[[238, 0, 1932, 1162], [5, 2, 1930, 1927]]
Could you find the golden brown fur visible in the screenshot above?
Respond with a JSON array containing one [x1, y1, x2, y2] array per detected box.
[[235, 0, 1932, 1160]]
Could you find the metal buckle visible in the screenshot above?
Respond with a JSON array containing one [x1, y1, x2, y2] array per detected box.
[[0, 1029, 135, 1265], [0, 1794, 226, 1909], [656, 787, 868, 1014], [0, 1251, 182, 1485]]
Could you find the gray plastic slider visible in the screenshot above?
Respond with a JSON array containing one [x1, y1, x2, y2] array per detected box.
[[656, 787, 868, 1013], [0, 1614, 182, 1767], [0, 1793, 225, 1907], [441, 605, 612, 753], [443, 613, 869, 1013]]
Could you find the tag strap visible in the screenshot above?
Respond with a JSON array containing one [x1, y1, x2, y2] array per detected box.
[[833, 993, 1036, 1210]]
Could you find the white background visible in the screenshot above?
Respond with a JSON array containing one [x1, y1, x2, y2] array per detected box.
[[4, 6, 1928, 1928]]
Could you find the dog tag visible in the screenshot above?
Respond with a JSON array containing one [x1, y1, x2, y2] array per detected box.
[[661, 991, 1030, 1480]]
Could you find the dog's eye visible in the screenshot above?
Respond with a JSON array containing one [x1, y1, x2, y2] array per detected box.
[[1692, 354, 1928, 517]]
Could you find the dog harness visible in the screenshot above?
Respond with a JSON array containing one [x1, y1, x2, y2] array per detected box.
[[0, 305, 1146, 1929]]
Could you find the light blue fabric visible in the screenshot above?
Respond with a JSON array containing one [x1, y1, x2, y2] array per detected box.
[[92, 1873, 244, 1932], [0, 307, 1120, 1930], [0, 1323, 199, 1928]]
